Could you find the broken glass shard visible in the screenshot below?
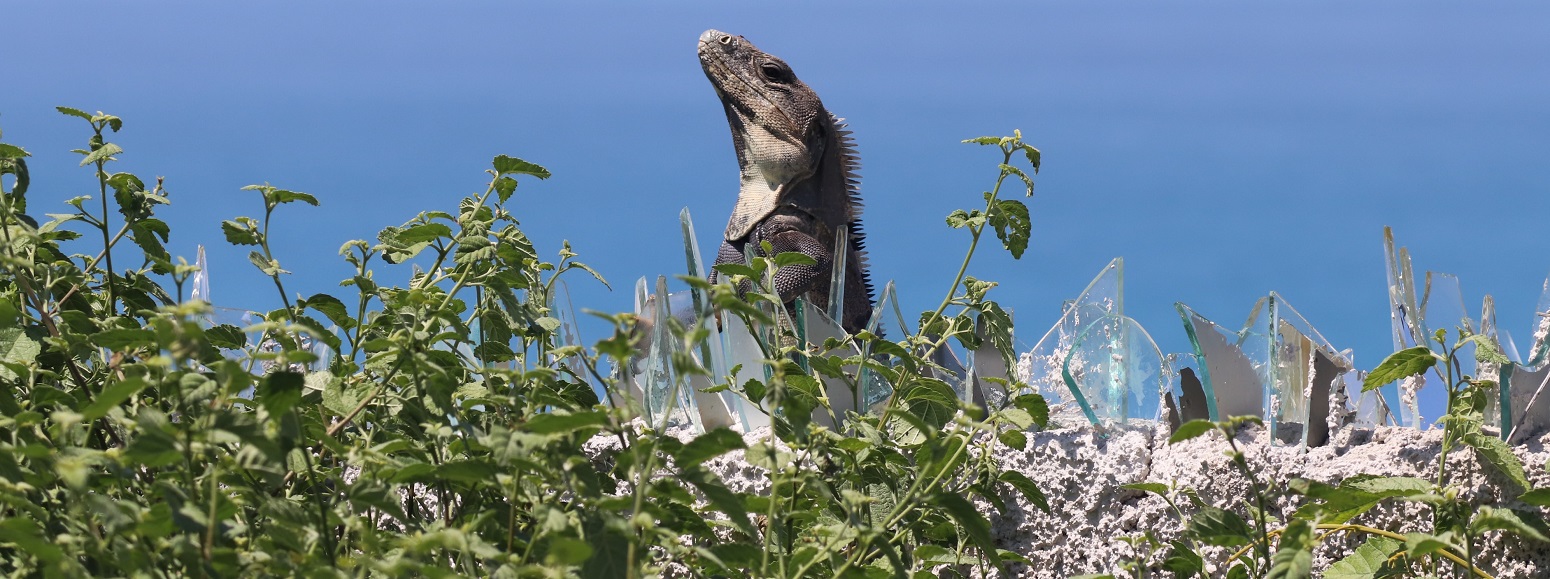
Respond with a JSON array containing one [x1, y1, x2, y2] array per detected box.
[[1019, 258, 1123, 421], [1060, 313, 1165, 427]]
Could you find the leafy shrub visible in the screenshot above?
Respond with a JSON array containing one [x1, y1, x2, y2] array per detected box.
[[0, 110, 1047, 577]]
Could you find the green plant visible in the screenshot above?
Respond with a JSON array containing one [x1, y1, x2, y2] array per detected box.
[[1142, 328, 1547, 579], [0, 110, 1054, 577]]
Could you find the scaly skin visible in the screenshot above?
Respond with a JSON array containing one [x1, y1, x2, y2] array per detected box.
[[698, 29, 874, 333]]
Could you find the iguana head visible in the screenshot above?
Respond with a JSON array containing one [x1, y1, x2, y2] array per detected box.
[[698, 29, 833, 241]]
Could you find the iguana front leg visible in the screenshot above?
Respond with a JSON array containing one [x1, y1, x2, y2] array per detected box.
[[709, 212, 834, 315]]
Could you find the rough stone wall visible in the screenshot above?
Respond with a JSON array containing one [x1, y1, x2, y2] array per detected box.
[[986, 425, 1550, 578]]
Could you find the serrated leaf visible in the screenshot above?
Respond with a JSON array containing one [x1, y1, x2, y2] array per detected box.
[[1324, 535, 1403, 579], [0, 143, 29, 159], [0, 328, 41, 381], [962, 136, 1003, 145], [1464, 432, 1530, 491], [1170, 419, 1217, 444], [268, 189, 318, 206], [1471, 506, 1550, 542], [1012, 392, 1049, 427], [1364, 346, 1437, 392], [56, 106, 92, 120], [522, 410, 607, 434], [259, 372, 304, 416], [82, 377, 149, 421], [92, 328, 156, 351], [1122, 482, 1170, 496], [492, 155, 551, 179], [998, 429, 1027, 450], [79, 142, 123, 166], [1189, 506, 1252, 547], [544, 536, 593, 566], [1268, 518, 1313, 579], [1519, 487, 1550, 506], [772, 251, 817, 268], [998, 470, 1049, 512], [304, 293, 354, 330], [221, 219, 262, 246], [1402, 532, 1455, 559], [930, 491, 1001, 567], [675, 428, 745, 468]]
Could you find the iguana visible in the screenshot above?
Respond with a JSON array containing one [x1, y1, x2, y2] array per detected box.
[[698, 29, 875, 334]]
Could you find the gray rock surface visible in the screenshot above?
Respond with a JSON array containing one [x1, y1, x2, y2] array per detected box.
[[984, 424, 1550, 578]]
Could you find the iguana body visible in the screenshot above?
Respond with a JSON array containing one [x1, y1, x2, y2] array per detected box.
[[698, 29, 874, 333]]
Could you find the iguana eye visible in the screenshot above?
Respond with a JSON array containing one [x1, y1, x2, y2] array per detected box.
[[760, 62, 789, 82]]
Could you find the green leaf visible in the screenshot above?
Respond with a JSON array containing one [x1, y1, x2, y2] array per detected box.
[[492, 155, 551, 179], [772, 251, 817, 268], [988, 198, 1031, 259], [221, 218, 263, 246], [436, 460, 497, 485], [962, 136, 1003, 145], [930, 491, 1001, 567], [248, 251, 285, 276], [79, 142, 123, 166], [493, 176, 518, 203], [0, 517, 63, 564], [268, 189, 318, 206], [1471, 506, 1550, 542], [1364, 346, 1437, 392], [1324, 536, 1403, 579], [1121, 482, 1170, 496], [92, 328, 156, 351], [1188, 506, 1252, 547], [258, 371, 305, 416], [1163, 540, 1205, 575], [1519, 488, 1550, 507], [522, 410, 608, 435], [207, 324, 246, 349], [544, 536, 593, 566], [998, 470, 1049, 512], [1022, 146, 1041, 174], [0, 327, 41, 381], [56, 106, 92, 120], [997, 429, 1027, 450], [1464, 432, 1530, 491], [1012, 392, 1049, 427], [1267, 518, 1313, 579], [0, 143, 29, 159], [1170, 419, 1217, 444], [1402, 532, 1454, 559], [82, 377, 149, 421], [675, 427, 746, 468], [899, 377, 958, 431], [304, 293, 354, 330]]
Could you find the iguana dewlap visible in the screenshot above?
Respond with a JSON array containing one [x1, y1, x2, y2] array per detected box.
[[698, 29, 875, 334]]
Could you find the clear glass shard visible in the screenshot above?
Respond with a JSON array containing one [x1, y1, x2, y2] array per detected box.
[[828, 225, 848, 323], [1176, 302, 1258, 421], [1060, 314, 1165, 427], [1019, 258, 1124, 419], [1381, 228, 1429, 427], [856, 281, 899, 410], [1178, 294, 1363, 447]]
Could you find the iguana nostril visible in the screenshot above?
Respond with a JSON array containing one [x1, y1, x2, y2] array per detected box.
[[719, 35, 732, 45]]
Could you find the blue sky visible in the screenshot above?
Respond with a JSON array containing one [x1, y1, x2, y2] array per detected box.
[[7, 2, 1550, 422]]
